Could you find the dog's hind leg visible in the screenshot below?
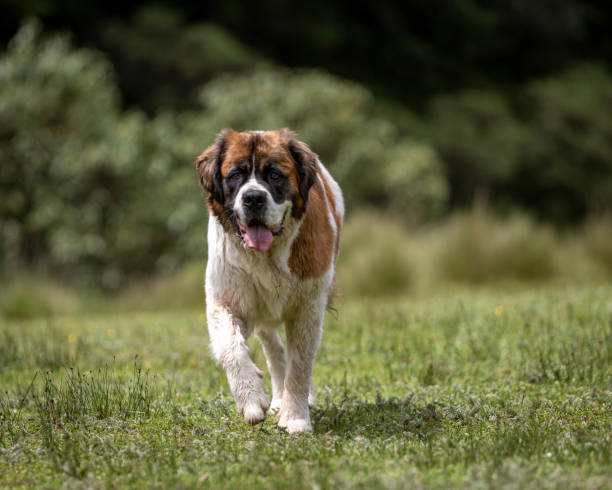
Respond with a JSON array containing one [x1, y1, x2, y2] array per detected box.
[[207, 304, 270, 425], [278, 303, 325, 433], [255, 327, 286, 413]]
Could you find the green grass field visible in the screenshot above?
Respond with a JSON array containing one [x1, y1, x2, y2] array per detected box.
[[1, 284, 610, 488]]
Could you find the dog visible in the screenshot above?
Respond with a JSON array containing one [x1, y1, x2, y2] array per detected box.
[[195, 128, 343, 433]]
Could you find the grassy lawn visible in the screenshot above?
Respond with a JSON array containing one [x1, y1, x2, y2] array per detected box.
[[1, 284, 610, 488]]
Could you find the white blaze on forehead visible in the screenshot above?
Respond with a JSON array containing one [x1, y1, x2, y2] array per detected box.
[[233, 162, 265, 217]]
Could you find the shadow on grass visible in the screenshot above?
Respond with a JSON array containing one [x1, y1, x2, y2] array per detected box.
[[312, 393, 442, 439]]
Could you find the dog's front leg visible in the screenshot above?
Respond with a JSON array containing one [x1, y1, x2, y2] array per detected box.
[[255, 328, 286, 412], [207, 304, 270, 424], [278, 306, 324, 433]]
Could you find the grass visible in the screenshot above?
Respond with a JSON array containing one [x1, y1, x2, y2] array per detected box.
[[0, 283, 610, 488]]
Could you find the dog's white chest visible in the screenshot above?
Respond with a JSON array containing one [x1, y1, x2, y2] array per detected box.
[[206, 218, 296, 325], [247, 263, 293, 323]]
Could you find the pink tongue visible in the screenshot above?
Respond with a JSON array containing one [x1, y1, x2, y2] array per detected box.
[[244, 223, 274, 251]]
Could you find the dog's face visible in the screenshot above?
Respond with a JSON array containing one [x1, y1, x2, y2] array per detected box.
[[196, 129, 317, 251]]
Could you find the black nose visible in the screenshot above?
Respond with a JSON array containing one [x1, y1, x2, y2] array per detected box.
[[243, 189, 266, 210]]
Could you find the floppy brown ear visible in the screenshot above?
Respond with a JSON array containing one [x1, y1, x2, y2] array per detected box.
[[195, 129, 230, 204], [283, 129, 318, 209]]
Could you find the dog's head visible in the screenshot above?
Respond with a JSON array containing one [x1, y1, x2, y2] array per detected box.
[[196, 129, 317, 251]]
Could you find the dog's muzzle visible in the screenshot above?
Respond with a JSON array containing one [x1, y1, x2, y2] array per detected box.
[[236, 189, 286, 252], [242, 189, 267, 222]]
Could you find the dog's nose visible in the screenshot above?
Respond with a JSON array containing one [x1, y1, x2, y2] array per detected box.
[[243, 189, 266, 210]]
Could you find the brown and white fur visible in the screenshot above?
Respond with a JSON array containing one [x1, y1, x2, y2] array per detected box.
[[195, 129, 343, 433]]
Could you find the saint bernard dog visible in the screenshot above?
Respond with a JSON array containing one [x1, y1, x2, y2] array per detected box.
[[195, 128, 343, 433]]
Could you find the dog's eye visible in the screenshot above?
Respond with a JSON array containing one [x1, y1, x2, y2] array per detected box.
[[270, 171, 282, 181], [230, 173, 241, 181]]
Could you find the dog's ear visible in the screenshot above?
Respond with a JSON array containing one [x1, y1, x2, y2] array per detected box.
[[282, 129, 318, 208], [195, 129, 231, 204]]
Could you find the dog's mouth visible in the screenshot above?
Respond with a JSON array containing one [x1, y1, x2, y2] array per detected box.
[[236, 217, 284, 252]]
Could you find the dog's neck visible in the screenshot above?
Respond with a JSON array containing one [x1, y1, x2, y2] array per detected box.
[[214, 213, 303, 275]]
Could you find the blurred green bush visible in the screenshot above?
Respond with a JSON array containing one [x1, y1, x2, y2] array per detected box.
[[334, 210, 612, 301], [0, 21, 203, 288], [337, 213, 416, 297], [430, 91, 527, 207], [0, 275, 81, 319], [522, 64, 612, 221], [580, 216, 612, 277], [429, 64, 612, 223], [433, 210, 557, 283]]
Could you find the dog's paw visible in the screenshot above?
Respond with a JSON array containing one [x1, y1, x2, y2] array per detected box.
[[239, 390, 270, 425], [242, 396, 269, 425], [278, 416, 312, 434], [277, 402, 312, 433], [234, 372, 270, 425]]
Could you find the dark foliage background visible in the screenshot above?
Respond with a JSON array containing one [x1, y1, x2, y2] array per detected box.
[[1, 0, 612, 289], [3, 1, 611, 110]]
